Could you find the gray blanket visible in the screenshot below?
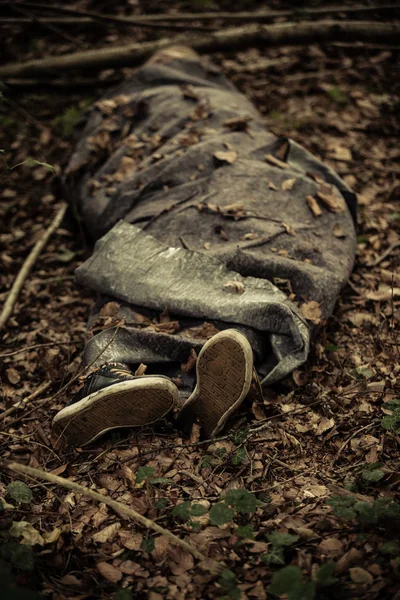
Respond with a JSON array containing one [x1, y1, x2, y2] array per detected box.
[[67, 51, 357, 389]]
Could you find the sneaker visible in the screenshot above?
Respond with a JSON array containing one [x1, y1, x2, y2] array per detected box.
[[52, 362, 178, 446], [178, 329, 254, 438]]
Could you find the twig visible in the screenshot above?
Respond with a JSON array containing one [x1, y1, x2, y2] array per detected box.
[[333, 421, 379, 464], [0, 341, 78, 358], [366, 241, 400, 267], [0, 203, 67, 330], [1, 381, 52, 420], [11, 4, 87, 48], [4, 325, 122, 430], [4, 461, 223, 573], [19, 3, 212, 32], [0, 21, 398, 79], [19, 3, 400, 23]]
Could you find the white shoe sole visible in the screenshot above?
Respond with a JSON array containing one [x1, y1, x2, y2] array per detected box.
[[52, 377, 177, 446], [179, 329, 253, 438]]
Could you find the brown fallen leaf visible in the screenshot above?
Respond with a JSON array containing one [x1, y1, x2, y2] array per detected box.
[[300, 300, 322, 325], [119, 560, 149, 577], [93, 522, 121, 544], [60, 574, 82, 586], [43, 527, 62, 545], [336, 547, 364, 574], [96, 561, 122, 584], [315, 417, 335, 436], [349, 567, 373, 585], [317, 537, 344, 557], [223, 280, 245, 294], [118, 530, 143, 551], [316, 191, 345, 213], [213, 150, 237, 164], [366, 286, 400, 301], [333, 224, 346, 238], [6, 367, 20, 385], [282, 178, 296, 191], [268, 180, 278, 190], [151, 536, 171, 563], [306, 195, 323, 217], [328, 145, 352, 162], [223, 115, 252, 131], [181, 348, 197, 373], [265, 153, 289, 169]]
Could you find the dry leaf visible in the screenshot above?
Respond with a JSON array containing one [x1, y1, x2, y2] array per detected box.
[[10, 521, 44, 546], [336, 548, 364, 574], [223, 116, 252, 131], [316, 191, 345, 213], [151, 536, 171, 562], [282, 178, 296, 191], [328, 145, 352, 162], [306, 195, 323, 217], [315, 417, 335, 435], [248, 580, 267, 599], [213, 150, 237, 164], [93, 522, 121, 543], [349, 567, 373, 585], [181, 348, 197, 373], [60, 574, 82, 586], [333, 224, 346, 238], [265, 153, 289, 169], [7, 367, 20, 384], [96, 561, 122, 583], [119, 560, 149, 576], [318, 537, 344, 557], [300, 300, 322, 324], [118, 530, 143, 551], [366, 286, 400, 301], [223, 280, 245, 294], [303, 484, 329, 498], [268, 181, 278, 190], [43, 527, 61, 544]]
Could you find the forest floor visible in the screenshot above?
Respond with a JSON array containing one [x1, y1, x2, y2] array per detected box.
[[1, 1, 399, 599]]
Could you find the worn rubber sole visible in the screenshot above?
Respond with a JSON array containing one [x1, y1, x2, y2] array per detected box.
[[179, 329, 253, 438], [52, 377, 177, 447]]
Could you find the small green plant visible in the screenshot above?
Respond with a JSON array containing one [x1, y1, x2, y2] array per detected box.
[[210, 489, 261, 526], [359, 463, 385, 485], [53, 100, 92, 137], [381, 398, 400, 434], [218, 568, 241, 600], [140, 537, 155, 553], [328, 495, 400, 532], [268, 563, 339, 600], [262, 531, 299, 566], [7, 481, 33, 505], [172, 501, 208, 521]]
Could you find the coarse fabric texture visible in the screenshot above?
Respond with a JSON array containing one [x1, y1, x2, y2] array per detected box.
[[68, 51, 357, 388]]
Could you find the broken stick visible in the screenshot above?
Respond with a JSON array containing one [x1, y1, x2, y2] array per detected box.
[[4, 461, 223, 574], [0, 21, 398, 79], [0, 203, 67, 330]]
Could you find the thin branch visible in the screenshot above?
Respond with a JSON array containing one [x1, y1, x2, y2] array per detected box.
[[11, 4, 87, 48], [0, 21, 398, 79], [1, 381, 52, 420], [19, 2, 400, 23], [19, 3, 213, 32], [4, 461, 223, 573], [0, 203, 67, 330], [0, 341, 78, 358]]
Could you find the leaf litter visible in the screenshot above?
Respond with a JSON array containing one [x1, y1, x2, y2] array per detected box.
[[0, 2, 400, 599]]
